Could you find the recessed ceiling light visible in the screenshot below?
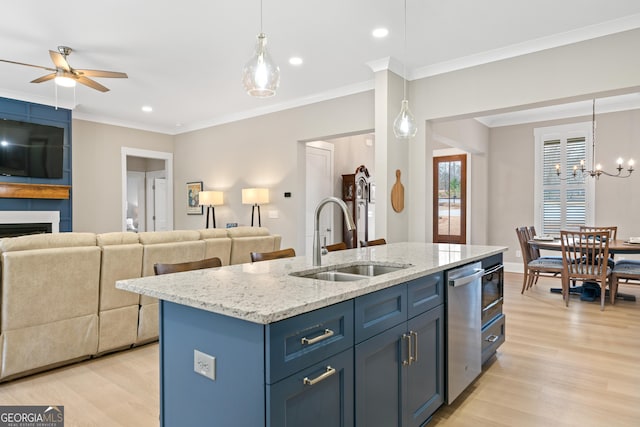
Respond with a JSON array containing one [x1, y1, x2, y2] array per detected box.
[[372, 28, 389, 38], [142, 106, 153, 113], [289, 57, 303, 66]]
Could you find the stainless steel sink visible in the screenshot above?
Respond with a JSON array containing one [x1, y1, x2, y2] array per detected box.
[[291, 262, 410, 282], [298, 271, 367, 282], [335, 264, 407, 276]]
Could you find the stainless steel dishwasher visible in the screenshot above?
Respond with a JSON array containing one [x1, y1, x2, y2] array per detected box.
[[446, 261, 484, 404]]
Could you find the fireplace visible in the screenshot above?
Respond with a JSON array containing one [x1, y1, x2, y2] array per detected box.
[[0, 211, 60, 238]]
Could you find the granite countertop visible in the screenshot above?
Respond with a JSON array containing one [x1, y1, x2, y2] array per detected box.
[[116, 242, 507, 324]]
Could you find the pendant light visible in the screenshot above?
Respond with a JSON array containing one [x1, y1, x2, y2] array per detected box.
[[242, 0, 280, 98], [393, 0, 417, 139]]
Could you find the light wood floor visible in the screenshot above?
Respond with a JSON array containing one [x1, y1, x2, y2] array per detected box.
[[1, 272, 639, 426]]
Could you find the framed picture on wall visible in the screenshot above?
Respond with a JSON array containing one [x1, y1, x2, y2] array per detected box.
[[187, 181, 203, 215]]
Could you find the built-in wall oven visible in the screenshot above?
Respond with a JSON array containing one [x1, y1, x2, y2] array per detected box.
[[481, 262, 504, 326], [481, 255, 505, 366]]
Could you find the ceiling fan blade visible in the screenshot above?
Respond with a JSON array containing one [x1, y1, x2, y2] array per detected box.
[[31, 73, 57, 84], [76, 69, 128, 79], [77, 75, 109, 92], [49, 50, 71, 71], [0, 59, 55, 72]]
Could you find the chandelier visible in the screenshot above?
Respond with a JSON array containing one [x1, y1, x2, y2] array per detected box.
[[556, 99, 634, 179]]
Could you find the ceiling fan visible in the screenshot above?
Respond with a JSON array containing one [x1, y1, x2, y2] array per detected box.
[[0, 46, 127, 92]]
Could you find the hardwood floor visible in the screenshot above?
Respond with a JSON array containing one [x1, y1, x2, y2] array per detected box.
[[1, 272, 638, 426]]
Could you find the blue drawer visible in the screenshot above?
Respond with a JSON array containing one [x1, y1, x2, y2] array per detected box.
[[407, 272, 443, 319], [355, 284, 407, 343], [266, 300, 354, 384]]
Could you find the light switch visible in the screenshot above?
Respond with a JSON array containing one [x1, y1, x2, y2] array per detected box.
[[268, 210, 279, 219]]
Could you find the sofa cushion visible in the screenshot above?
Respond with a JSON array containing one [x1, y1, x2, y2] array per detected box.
[[0, 232, 96, 252], [198, 229, 229, 239], [138, 230, 200, 245], [1, 246, 101, 331], [96, 231, 140, 246], [226, 226, 270, 238]]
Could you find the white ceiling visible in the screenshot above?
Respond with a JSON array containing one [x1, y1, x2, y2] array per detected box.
[[2, 0, 640, 135]]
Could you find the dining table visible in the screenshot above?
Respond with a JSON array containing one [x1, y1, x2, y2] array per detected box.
[[529, 237, 640, 301]]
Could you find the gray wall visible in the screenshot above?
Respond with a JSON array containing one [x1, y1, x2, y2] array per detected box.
[[489, 109, 640, 269], [172, 92, 375, 251]]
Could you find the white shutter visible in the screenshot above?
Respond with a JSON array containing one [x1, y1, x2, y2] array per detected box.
[[534, 123, 594, 235]]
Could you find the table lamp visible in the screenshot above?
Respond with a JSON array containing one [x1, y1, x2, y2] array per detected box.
[[198, 191, 224, 228], [242, 188, 269, 227]]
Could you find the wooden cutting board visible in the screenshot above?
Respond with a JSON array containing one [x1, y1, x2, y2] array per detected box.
[[391, 169, 404, 212]]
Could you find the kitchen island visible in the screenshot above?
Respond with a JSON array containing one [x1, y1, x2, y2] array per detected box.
[[117, 242, 507, 427]]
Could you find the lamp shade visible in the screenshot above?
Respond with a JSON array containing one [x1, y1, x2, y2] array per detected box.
[[242, 188, 269, 205], [198, 191, 224, 206]]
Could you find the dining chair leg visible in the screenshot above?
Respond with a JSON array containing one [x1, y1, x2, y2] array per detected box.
[[599, 281, 606, 311], [610, 277, 618, 305], [562, 275, 569, 307], [521, 269, 528, 294]]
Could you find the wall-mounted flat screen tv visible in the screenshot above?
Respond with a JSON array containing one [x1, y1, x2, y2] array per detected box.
[[0, 118, 64, 179]]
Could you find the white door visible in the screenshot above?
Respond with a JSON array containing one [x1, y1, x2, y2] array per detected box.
[[146, 170, 169, 231], [305, 142, 334, 256], [154, 178, 168, 231]]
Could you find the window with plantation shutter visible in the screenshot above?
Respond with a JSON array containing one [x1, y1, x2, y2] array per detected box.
[[534, 123, 594, 235]]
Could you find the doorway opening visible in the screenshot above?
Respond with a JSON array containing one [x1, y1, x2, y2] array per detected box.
[[301, 131, 375, 255], [433, 153, 467, 243], [121, 147, 174, 232]]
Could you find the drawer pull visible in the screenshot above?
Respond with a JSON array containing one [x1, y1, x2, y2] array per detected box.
[[301, 328, 334, 345], [486, 334, 499, 343], [303, 366, 336, 386], [410, 331, 418, 363], [402, 333, 412, 366]]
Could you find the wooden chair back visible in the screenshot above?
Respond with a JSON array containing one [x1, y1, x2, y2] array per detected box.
[[250, 248, 296, 262], [515, 227, 534, 264], [154, 257, 222, 275], [360, 238, 387, 247], [560, 230, 611, 309], [579, 225, 617, 240], [325, 242, 347, 252]]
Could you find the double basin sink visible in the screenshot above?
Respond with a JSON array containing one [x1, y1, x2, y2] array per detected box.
[[290, 262, 410, 282]]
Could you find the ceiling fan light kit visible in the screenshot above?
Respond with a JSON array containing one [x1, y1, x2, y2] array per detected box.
[[242, 0, 280, 98], [0, 45, 128, 93]]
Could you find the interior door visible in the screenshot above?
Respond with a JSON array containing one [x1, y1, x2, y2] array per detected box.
[[433, 154, 466, 244], [153, 177, 168, 231], [305, 142, 334, 256]]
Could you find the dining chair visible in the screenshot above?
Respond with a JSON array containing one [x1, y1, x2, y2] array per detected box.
[[325, 242, 347, 252], [580, 225, 617, 265], [250, 248, 296, 262], [527, 226, 563, 283], [515, 226, 563, 293], [154, 257, 222, 275], [360, 238, 387, 247], [560, 230, 611, 310], [610, 260, 640, 304]]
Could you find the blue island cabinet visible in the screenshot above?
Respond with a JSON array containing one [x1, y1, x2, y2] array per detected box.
[[354, 273, 445, 427], [158, 273, 443, 427], [159, 298, 354, 426]]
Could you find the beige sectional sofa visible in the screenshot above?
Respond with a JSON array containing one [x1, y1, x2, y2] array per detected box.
[[0, 226, 280, 382]]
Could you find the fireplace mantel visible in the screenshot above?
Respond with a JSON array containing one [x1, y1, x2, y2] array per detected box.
[[0, 182, 71, 199]]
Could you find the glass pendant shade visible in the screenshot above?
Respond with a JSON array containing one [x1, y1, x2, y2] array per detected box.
[[393, 99, 417, 139], [242, 33, 280, 98]]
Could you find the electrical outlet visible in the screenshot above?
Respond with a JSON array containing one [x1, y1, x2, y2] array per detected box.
[[515, 250, 522, 258], [194, 349, 215, 381]]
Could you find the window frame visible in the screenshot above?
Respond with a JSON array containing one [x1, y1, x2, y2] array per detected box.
[[534, 122, 595, 235]]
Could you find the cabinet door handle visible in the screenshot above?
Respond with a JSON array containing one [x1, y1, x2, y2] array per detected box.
[[303, 366, 336, 386], [486, 334, 499, 343], [301, 328, 334, 345], [410, 331, 418, 363], [402, 333, 412, 366]]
